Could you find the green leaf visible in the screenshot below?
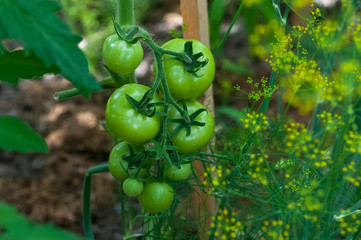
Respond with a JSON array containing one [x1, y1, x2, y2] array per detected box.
[[0, 116, 48, 153], [0, 41, 7, 56], [0, 0, 100, 94], [0, 50, 59, 85], [209, 0, 226, 48], [0, 202, 82, 240]]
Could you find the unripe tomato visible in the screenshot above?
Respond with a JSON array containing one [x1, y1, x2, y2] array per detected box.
[[138, 182, 174, 213], [159, 39, 215, 100], [167, 100, 214, 154], [123, 178, 144, 197], [106, 84, 163, 143], [108, 142, 147, 182], [102, 34, 143, 74], [166, 163, 192, 181]]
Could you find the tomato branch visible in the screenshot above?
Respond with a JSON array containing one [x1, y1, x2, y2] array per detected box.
[[54, 77, 121, 101]]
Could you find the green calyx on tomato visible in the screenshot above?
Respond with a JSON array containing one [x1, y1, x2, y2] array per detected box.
[[138, 181, 174, 213], [166, 163, 192, 181], [102, 34, 143, 75], [123, 178, 144, 197], [172, 41, 209, 75], [108, 142, 147, 182], [167, 100, 214, 154], [106, 84, 163, 144], [159, 39, 215, 100]]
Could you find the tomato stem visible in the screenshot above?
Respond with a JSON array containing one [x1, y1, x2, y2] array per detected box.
[[143, 39, 191, 124], [115, 0, 134, 27], [54, 77, 120, 101]]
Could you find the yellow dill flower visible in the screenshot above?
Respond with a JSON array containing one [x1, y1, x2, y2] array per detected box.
[[240, 112, 269, 133]]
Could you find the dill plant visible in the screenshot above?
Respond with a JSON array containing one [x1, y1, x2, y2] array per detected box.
[[206, 1, 361, 239]]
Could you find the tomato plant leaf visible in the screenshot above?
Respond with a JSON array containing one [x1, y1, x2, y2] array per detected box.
[[0, 202, 82, 240], [0, 41, 7, 56], [0, 0, 100, 94], [0, 116, 48, 153], [0, 50, 59, 86]]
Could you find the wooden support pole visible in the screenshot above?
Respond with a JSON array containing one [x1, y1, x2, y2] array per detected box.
[[180, 1, 216, 239]]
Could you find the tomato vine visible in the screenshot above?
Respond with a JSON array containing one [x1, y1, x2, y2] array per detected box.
[[69, 0, 225, 239]]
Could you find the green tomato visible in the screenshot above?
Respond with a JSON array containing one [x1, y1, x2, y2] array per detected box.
[[102, 34, 143, 74], [106, 84, 162, 143], [138, 182, 174, 213], [167, 100, 214, 154], [108, 142, 147, 182], [123, 178, 144, 197], [159, 39, 215, 100], [166, 163, 192, 181]]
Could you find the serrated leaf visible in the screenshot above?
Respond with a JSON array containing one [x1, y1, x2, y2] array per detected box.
[[0, 116, 48, 153], [0, 0, 100, 94], [0, 50, 59, 85]]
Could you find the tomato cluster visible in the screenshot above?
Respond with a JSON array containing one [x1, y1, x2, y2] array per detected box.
[[102, 35, 215, 213]]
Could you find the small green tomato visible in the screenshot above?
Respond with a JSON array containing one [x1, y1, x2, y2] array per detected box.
[[108, 142, 147, 182], [102, 34, 143, 74], [166, 163, 192, 181], [123, 178, 144, 197], [138, 182, 174, 213]]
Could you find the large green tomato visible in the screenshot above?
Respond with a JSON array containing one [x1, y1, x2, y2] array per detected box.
[[108, 142, 147, 182], [138, 182, 174, 213], [102, 34, 143, 74], [167, 100, 214, 154], [166, 163, 192, 181], [160, 39, 215, 100], [106, 84, 162, 143]]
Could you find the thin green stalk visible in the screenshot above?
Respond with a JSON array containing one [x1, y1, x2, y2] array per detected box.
[[213, 0, 245, 58], [144, 39, 190, 124], [115, 0, 137, 84], [272, 1, 290, 27], [260, 2, 290, 115], [310, 102, 323, 135], [83, 163, 109, 240], [197, 151, 231, 160], [259, 71, 277, 114], [120, 187, 128, 237], [116, 0, 134, 27], [265, 93, 295, 150], [145, 212, 155, 240], [54, 77, 118, 101]]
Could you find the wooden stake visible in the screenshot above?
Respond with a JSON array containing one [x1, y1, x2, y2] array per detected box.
[[180, 1, 216, 239]]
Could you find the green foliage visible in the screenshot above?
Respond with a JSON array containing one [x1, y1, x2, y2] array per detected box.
[[0, 116, 48, 153], [0, 50, 59, 86], [0, 0, 99, 94], [0, 0, 103, 153], [169, 24, 188, 39], [0, 202, 81, 240], [209, 0, 226, 49], [235, 76, 279, 102]]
